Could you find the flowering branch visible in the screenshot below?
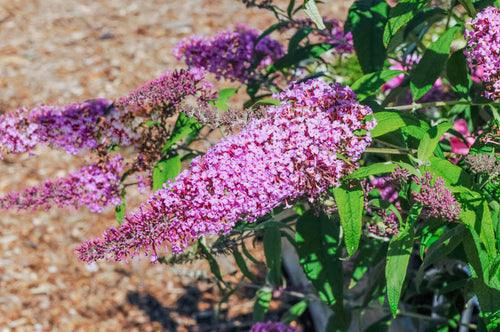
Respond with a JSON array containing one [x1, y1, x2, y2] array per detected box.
[[387, 100, 500, 111], [75, 79, 375, 263]]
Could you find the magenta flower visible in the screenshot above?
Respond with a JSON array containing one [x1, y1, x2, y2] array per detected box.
[[465, 6, 500, 99], [0, 155, 124, 213], [370, 177, 399, 202], [365, 168, 409, 236], [249, 321, 298, 332], [75, 79, 375, 263], [172, 24, 284, 82], [449, 119, 475, 155], [0, 99, 137, 158], [412, 172, 461, 222], [117, 67, 217, 111], [367, 210, 400, 236], [382, 55, 450, 103]]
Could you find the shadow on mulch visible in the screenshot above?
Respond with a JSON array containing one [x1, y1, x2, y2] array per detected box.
[[127, 282, 305, 332]]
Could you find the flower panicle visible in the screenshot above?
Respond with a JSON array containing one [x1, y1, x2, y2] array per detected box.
[[0, 155, 124, 213], [412, 172, 461, 222], [172, 25, 284, 82], [249, 321, 298, 332], [116, 67, 217, 112], [75, 79, 375, 263], [465, 6, 500, 99]]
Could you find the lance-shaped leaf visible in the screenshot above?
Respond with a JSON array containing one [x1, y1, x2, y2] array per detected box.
[[371, 111, 420, 137], [333, 180, 364, 257], [152, 155, 182, 192], [417, 122, 453, 161], [383, 0, 428, 47], [446, 49, 471, 95], [253, 287, 272, 322], [345, 0, 389, 74], [386, 205, 419, 317], [295, 211, 344, 310], [264, 225, 282, 286], [351, 70, 407, 101], [303, 0, 325, 29], [410, 26, 460, 101]]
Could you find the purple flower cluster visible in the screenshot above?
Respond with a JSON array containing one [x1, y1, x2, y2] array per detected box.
[[281, 18, 354, 54], [0, 155, 124, 213], [465, 6, 500, 99], [365, 167, 409, 236], [367, 210, 400, 236], [75, 79, 375, 263], [0, 99, 137, 158], [412, 172, 461, 222], [370, 177, 399, 202], [172, 24, 284, 82], [117, 68, 217, 111], [249, 321, 298, 332], [365, 178, 399, 236]]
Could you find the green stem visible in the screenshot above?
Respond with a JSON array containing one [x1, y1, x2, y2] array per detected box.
[[365, 147, 463, 159], [445, 0, 456, 30], [388, 100, 500, 111], [364, 147, 414, 155], [458, 0, 476, 17]]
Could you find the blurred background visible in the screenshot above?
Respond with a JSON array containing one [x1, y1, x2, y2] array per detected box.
[[0, 1, 349, 330]]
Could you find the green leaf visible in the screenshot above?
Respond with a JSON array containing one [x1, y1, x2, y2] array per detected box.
[[386, 205, 420, 317], [404, 7, 446, 39], [253, 288, 272, 322], [386, 225, 414, 317], [281, 300, 307, 324], [152, 155, 182, 192], [288, 28, 313, 53], [463, 230, 500, 331], [233, 249, 257, 283], [415, 224, 466, 289], [457, 0, 476, 17], [350, 238, 388, 289], [345, 0, 389, 74], [383, 0, 428, 47], [242, 241, 263, 266], [333, 181, 364, 257], [423, 156, 473, 189], [295, 211, 344, 309], [269, 43, 335, 73], [461, 195, 497, 259], [200, 240, 226, 290], [371, 111, 420, 137], [212, 88, 237, 111], [287, 0, 296, 18], [347, 162, 397, 179], [303, 0, 325, 29], [351, 70, 407, 101], [163, 113, 203, 153], [147, 120, 160, 127], [249, 98, 281, 107], [446, 49, 471, 95], [410, 26, 460, 101], [115, 199, 126, 225], [264, 225, 282, 286], [417, 122, 453, 161]]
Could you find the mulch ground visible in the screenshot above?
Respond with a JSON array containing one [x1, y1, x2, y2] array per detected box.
[[0, 1, 349, 330]]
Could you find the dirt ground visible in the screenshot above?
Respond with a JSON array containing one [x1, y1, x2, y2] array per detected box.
[[0, 1, 350, 330]]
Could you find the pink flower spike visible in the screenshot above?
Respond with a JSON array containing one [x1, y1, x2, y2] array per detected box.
[[172, 25, 284, 83], [0, 155, 124, 213], [75, 79, 375, 263]]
